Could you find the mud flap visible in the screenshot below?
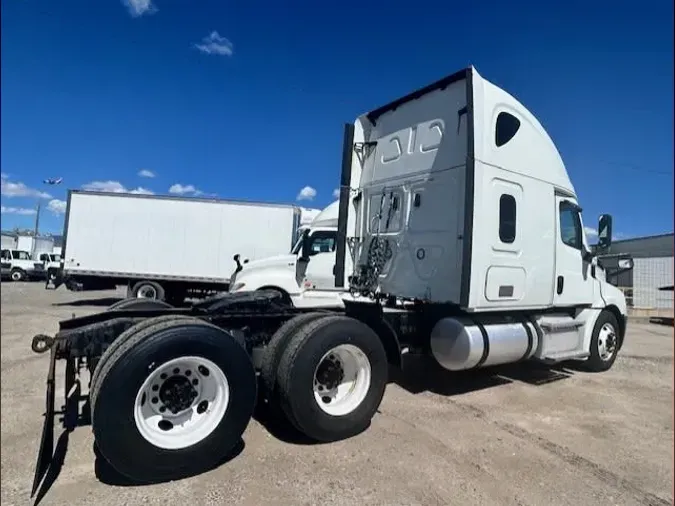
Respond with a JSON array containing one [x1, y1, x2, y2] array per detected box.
[[44, 269, 63, 290], [31, 346, 57, 497]]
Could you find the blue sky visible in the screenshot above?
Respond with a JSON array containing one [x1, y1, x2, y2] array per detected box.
[[1, 0, 673, 239]]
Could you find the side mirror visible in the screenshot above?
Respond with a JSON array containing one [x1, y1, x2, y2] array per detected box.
[[597, 214, 613, 251], [300, 229, 311, 260]]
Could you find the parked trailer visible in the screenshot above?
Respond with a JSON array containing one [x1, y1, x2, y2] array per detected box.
[[48, 191, 312, 304], [31, 66, 631, 495]]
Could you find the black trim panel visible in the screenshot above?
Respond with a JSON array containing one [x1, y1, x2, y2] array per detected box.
[[474, 320, 491, 368], [334, 123, 355, 288], [366, 68, 472, 126], [520, 321, 534, 361], [61, 190, 73, 264], [459, 69, 475, 308]]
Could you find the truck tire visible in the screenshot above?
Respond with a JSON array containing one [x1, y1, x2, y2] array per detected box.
[[108, 298, 173, 311], [276, 315, 388, 442], [90, 316, 197, 412], [90, 317, 257, 483], [129, 280, 165, 301], [584, 310, 621, 372], [10, 268, 26, 282], [259, 312, 329, 406]]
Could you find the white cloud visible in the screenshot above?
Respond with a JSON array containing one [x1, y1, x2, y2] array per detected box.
[[122, 0, 156, 17], [168, 183, 203, 196], [332, 188, 340, 199], [130, 187, 154, 195], [584, 226, 598, 238], [1, 175, 51, 199], [1, 205, 37, 215], [47, 199, 67, 215], [194, 31, 234, 57], [296, 186, 317, 201], [82, 180, 155, 195], [138, 169, 155, 178], [1, 173, 7, 179]]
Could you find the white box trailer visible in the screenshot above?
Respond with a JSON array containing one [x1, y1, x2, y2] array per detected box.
[[49, 190, 306, 304]]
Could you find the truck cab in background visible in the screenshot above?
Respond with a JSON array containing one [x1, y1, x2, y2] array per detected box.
[[229, 200, 343, 307], [0, 249, 44, 282]]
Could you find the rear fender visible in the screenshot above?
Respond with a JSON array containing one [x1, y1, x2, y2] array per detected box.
[[344, 300, 402, 368]]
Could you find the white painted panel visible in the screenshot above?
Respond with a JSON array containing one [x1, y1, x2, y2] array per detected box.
[[63, 193, 298, 282], [17, 236, 33, 252], [1, 235, 17, 250], [354, 76, 468, 303]]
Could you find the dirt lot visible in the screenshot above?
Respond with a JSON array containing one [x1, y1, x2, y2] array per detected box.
[[1, 282, 673, 506]]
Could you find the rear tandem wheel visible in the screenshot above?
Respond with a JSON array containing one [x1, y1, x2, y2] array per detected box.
[[275, 315, 389, 442]]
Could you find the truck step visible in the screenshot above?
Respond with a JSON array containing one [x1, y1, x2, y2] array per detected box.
[[540, 351, 589, 363], [538, 316, 583, 333]]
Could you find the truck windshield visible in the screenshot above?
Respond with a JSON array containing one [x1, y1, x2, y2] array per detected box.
[[12, 250, 30, 260]]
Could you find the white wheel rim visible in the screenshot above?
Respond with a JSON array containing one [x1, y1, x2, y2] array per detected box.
[[133, 356, 230, 450], [137, 285, 157, 299], [313, 344, 371, 416], [598, 322, 617, 361], [11, 271, 21, 281]]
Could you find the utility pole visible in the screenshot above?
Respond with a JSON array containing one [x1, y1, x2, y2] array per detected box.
[[32, 201, 41, 258], [34, 201, 40, 236]]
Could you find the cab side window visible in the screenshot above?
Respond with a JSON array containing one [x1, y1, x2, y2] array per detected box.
[[308, 232, 336, 255], [559, 202, 582, 249]]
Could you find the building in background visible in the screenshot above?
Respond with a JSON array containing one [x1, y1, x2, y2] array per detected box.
[[1, 232, 17, 250], [601, 233, 674, 318], [0, 231, 57, 258]]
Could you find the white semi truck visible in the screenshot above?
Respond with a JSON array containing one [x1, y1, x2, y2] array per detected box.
[[229, 199, 343, 307], [31, 66, 632, 493], [48, 191, 319, 304]]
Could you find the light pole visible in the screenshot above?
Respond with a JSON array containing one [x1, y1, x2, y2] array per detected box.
[[31, 177, 61, 258], [31, 200, 40, 258]]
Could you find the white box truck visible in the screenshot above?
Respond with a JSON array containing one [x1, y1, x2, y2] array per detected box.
[[48, 190, 314, 304], [31, 66, 634, 490]]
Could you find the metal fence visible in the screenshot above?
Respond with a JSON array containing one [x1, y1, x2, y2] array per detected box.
[[617, 256, 674, 318]]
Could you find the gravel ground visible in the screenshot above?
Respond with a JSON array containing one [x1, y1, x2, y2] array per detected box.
[[1, 282, 673, 506]]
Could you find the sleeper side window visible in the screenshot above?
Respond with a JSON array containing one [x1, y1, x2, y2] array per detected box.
[[559, 202, 583, 249], [499, 194, 517, 243], [495, 112, 521, 147]]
